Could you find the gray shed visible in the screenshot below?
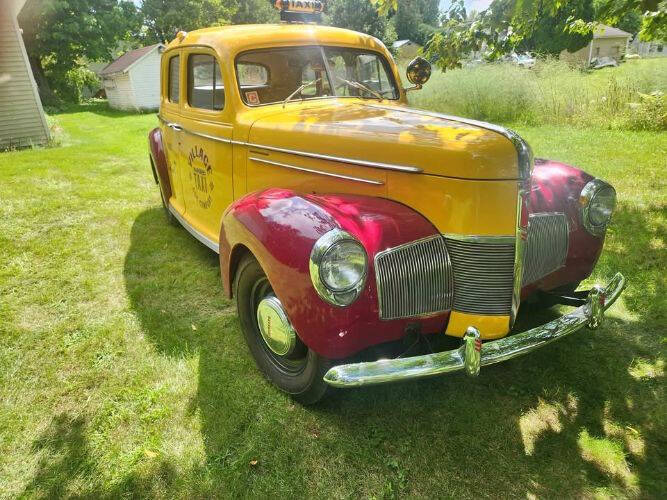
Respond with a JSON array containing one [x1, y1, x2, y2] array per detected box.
[[0, 0, 50, 149]]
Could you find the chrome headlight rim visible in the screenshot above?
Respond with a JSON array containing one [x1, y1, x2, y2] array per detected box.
[[580, 179, 616, 237], [309, 229, 368, 307]]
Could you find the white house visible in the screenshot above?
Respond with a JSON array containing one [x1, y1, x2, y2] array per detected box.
[[0, 0, 50, 149], [561, 25, 632, 66], [100, 44, 164, 111], [392, 40, 421, 60]]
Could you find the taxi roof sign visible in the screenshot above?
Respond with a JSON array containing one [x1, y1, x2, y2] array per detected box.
[[275, 0, 325, 23]]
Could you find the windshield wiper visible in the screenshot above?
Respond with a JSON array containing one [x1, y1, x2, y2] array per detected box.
[[335, 76, 384, 100], [283, 78, 321, 108]]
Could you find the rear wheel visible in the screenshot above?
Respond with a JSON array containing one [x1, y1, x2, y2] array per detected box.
[[234, 254, 333, 404]]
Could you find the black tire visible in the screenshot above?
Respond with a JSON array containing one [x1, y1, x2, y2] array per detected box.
[[234, 254, 333, 404], [158, 181, 178, 226]]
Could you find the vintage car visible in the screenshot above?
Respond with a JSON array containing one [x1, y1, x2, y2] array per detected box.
[[147, 7, 625, 404]]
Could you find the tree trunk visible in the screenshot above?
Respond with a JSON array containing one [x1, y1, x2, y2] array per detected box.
[[28, 55, 57, 105]]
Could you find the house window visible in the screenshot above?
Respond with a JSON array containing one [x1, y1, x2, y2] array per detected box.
[[595, 47, 600, 56], [168, 55, 180, 103], [188, 54, 224, 111]]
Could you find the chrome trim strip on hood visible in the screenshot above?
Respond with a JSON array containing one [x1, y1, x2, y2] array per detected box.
[[158, 115, 422, 174], [249, 157, 384, 185], [362, 104, 534, 180]]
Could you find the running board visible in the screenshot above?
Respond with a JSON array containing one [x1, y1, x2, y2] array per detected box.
[[168, 203, 220, 253]]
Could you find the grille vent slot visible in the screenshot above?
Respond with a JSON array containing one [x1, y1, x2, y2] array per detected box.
[[522, 212, 569, 285], [444, 238, 516, 316], [375, 236, 454, 320]]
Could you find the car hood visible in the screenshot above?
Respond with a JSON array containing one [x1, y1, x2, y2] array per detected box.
[[246, 100, 522, 180]]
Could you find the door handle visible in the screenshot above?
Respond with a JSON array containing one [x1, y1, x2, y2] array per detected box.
[[169, 123, 183, 132]]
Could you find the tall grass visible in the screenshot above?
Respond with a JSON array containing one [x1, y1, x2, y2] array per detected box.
[[409, 58, 667, 130]]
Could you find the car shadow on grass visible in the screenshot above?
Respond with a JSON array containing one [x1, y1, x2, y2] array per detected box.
[[121, 204, 664, 497]]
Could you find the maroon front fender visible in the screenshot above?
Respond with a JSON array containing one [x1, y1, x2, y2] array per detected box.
[[522, 159, 605, 296], [219, 189, 450, 359], [148, 127, 171, 202]]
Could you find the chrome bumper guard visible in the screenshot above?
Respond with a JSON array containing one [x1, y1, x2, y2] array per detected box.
[[323, 273, 626, 388]]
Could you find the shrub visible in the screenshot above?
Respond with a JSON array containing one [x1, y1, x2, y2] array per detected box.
[[408, 58, 667, 130]]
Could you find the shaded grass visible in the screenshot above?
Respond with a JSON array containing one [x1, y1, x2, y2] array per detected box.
[[0, 101, 665, 498], [409, 58, 667, 130]]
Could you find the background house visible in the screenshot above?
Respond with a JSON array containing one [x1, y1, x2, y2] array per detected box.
[[100, 44, 164, 111], [561, 25, 632, 66], [0, 0, 50, 149], [630, 38, 665, 58], [392, 40, 421, 60]]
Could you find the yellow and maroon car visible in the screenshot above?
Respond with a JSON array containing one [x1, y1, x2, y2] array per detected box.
[[147, 16, 624, 403]]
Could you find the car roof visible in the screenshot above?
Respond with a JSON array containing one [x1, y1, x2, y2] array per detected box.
[[165, 24, 387, 56]]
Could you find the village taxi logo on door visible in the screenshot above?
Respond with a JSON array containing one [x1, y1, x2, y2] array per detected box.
[[188, 145, 214, 209]]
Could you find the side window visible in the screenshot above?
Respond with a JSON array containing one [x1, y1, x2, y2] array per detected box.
[[168, 55, 180, 103], [188, 54, 224, 111]]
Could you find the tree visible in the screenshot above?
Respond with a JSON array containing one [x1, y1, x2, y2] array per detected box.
[[595, 0, 642, 34], [232, 0, 279, 24], [19, 0, 141, 104], [141, 0, 236, 43], [326, 0, 398, 48], [517, 0, 595, 56], [374, 0, 666, 69]]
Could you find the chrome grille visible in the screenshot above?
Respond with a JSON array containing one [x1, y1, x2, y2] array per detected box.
[[445, 238, 516, 315], [522, 213, 569, 285], [375, 236, 454, 320]]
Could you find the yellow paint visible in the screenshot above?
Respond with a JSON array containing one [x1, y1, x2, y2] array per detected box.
[[158, 24, 521, 338], [445, 312, 510, 339]]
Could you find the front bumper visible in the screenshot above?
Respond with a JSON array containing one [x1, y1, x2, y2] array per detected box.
[[323, 273, 626, 387]]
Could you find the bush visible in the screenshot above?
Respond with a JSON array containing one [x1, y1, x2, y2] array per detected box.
[[408, 58, 667, 130]]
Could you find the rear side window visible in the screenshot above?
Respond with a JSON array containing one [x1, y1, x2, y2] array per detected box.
[[188, 54, 224, 111], [168, 55, 180, 103]]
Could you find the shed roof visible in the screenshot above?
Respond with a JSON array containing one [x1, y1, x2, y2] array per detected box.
[[593, 25, 632, 39], [393, 39, 414, 48], [100, 43, 163, 76]]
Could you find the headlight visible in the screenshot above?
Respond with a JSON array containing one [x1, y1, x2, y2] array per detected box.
[[580, 179, 616, 236], [309, 229, 368, 306]]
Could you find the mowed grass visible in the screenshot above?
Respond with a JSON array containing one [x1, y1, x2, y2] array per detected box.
[[0, 102, 665, 498]]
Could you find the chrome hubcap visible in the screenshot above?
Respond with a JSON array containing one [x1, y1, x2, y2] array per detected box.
[[256, 296, 296, 356]]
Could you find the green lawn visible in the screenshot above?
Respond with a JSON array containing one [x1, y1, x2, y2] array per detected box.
[[0, 103, 664, 498]]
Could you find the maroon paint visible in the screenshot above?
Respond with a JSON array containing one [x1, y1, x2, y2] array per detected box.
[[219, 189, 450, 359], [521, 159, 605, 298], [148, 127, 171, 202]]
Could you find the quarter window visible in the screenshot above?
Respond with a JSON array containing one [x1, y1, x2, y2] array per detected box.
[[188, 54, 224, 111], [168, 55, 180, 103]]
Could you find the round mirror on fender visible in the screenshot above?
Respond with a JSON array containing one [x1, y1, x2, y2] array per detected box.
[[406, 57, 431, 89]]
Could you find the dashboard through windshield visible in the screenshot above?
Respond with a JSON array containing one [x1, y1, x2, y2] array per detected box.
[[235, 46, 399, 106]]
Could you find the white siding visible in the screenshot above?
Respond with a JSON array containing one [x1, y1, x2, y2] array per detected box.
[[128, 49, 161, 110], [104, 73, 135, 110], [0, 11, 50, 149]]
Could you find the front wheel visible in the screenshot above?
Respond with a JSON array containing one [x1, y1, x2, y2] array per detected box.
[[234, 255, 333, 404]]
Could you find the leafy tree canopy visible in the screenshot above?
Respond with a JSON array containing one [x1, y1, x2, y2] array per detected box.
[[19, 0, 141, 103], [373, 0, 665, 70], [141, 0, 236, 43], [326, 0, 398, 48]]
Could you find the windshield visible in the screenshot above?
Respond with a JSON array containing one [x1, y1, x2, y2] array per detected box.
[[235, 46, 399, 106]]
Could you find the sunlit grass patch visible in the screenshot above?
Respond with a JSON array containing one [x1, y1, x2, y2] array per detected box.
[[628, 357, 664, 380], [578, 429, 638, 491]]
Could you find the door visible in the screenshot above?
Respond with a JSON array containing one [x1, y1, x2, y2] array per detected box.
[[178, 49, 234, 243], [160, 50, 186, 214]]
